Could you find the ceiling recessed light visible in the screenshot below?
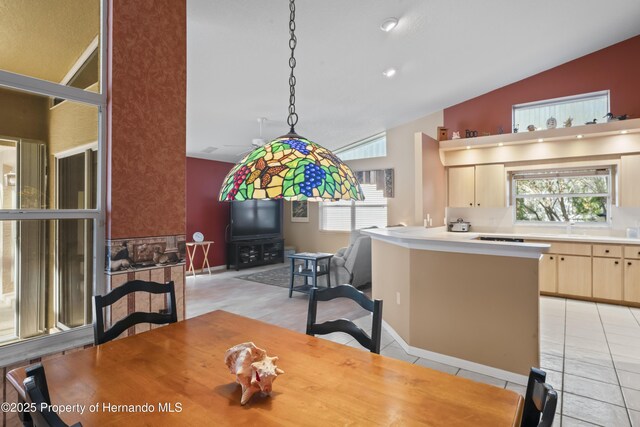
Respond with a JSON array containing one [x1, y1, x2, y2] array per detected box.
[[576, 134, 583, 139], [498, 143, 504, 147], [621, 130, 629, 134], [466, 146, 471, 150], [382, 68, 396, 78], [537, 138, 544, 143], [380, 17, 399, 32]]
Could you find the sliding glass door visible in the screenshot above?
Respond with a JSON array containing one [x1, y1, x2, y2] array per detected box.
[[56, 148, 96, 329]]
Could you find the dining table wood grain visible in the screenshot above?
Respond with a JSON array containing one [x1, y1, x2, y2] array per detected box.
[[7, 310, 523, 426]]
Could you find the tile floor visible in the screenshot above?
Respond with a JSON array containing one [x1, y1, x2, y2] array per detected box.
[[186, 267, 640, 427]]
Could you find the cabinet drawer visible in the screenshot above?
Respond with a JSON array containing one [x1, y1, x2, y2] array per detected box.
[[548, 242, 592, 256], [624, 246, 640, 260], [593, 244, 622, 258]]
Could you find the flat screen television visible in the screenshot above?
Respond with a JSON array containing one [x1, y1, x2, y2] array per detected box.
[[230, 200, 283, 241]]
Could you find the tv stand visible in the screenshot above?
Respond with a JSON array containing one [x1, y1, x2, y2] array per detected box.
[[227, 237, 284, 271]]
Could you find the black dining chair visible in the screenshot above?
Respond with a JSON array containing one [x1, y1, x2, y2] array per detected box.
[[306, 284, 383, 353], [93, 279, 177, 345], [521, 367, 558, 427], [23, 363, 82, 427]]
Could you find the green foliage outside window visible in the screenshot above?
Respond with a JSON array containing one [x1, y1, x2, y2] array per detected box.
[[514, 174, 609, 223]]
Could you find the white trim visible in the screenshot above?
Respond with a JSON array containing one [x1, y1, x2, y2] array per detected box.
[[0, 325, 93, 367], [0, 210, 100, 220], [60, 36, 99, 86], [382, 320, 528, 385], [335, 131, 386, 154], [54, 142, 98, 159], [0, 69, 104, 106], [512, 90, 610, 110]]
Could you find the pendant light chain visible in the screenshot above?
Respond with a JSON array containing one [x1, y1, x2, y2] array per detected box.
[[287, 0, 298, 133]]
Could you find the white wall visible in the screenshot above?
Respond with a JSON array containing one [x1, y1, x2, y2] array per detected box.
[[446, 206, 640, 237]]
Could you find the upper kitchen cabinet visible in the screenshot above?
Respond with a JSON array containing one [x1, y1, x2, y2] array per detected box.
[[475, 164, 505, 207], [448, 164, 505, 208], [448, 166, 475, 207], [620, 154, 640, 207]]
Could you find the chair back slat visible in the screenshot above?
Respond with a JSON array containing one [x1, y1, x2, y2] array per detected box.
[[313, 284, 374, 312], [306, 285, 383, 353], [93, 280, 177, 345], [521, 367, 558, 427], [308, 319, 372, 349], [23, 363, 82, 427]]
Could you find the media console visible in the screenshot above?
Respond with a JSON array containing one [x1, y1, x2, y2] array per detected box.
[[226, 237, 284, 271]]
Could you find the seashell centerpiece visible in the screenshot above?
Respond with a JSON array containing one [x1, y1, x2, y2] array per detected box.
[[224, 342, 284, 405]]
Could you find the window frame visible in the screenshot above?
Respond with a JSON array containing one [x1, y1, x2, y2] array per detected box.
[[512, 90, 610, 131], [335, 132, 387, 161], [319, 184, 388, 232], [510, 166, 614, 227], [0, 0, 107, 365]]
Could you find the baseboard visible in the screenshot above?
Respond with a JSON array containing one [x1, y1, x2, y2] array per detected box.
[[188, 265, 227, 276], [382, 320, 528, 385]]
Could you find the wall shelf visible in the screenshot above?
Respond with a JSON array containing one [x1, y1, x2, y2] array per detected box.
[[439, 118, 640, 152]]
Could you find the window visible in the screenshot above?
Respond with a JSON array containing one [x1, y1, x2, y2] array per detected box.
[[320, 184, 388, 231], [0, 0, 105, 362], [513, 91, 609, 131], [335, 133, 386, 161], [512, 168, 612, 224]]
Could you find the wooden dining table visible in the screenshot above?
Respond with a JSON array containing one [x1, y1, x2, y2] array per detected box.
[[7, 310, 523, 426]]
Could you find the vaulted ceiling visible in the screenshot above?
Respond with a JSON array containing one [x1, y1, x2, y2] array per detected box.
[[0, 0, 99, 83], [187, 0, 640, 162]]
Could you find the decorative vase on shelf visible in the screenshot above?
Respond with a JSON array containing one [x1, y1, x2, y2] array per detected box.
[[546, 117, 557, 129]]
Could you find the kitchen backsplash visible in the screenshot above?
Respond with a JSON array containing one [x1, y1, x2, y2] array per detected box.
[[445, 206, 640, 237]]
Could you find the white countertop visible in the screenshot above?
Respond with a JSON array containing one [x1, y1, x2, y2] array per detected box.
[[362, 226, 640, 259], [362, 227, 550, 259]]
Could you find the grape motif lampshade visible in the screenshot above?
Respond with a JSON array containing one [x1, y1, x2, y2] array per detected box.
[[218, 135, 364, 201]]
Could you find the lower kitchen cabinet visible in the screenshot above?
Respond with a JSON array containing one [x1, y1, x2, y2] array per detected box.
[[624, 260, 640, 303], [539, 254, 557, 293], [593, 257, 623, 300], [558, 255, 592, 297]]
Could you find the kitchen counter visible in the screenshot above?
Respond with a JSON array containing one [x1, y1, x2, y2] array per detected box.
[[364, 226, 546, 383], [362, 226, 550, 259]]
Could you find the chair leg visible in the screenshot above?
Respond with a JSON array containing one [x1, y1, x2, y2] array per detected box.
[[289, 259, 295, 298]]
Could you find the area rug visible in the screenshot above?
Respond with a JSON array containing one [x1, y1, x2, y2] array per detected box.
[[238, 265, 329, 288]]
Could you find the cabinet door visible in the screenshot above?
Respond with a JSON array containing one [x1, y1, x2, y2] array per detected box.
[[620, 155, 640, 207], [624, 260, 640, 303], [539, 254, 557, 293], [475, 164, 505, 207], [558, 255, 592, 297], [593, 257, 623, 301], [448, 166, 475, 208]]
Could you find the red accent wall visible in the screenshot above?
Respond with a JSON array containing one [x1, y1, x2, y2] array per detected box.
[[186, 157, 233, 268], [443, 35, 640, 136], [107, 0, 186, 239]]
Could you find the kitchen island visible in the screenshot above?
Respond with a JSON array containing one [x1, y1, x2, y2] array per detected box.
[[362, 226, 549, 383]]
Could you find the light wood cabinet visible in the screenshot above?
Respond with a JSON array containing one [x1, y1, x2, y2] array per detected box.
[[539, 254, 557, 293], [448, 164, 505, 208], [475, 164, 505, 208], [548, 242, 592, 257], [558, 255, 592, 297], [593, 257, 623, 300], [624, 246, 640, 260], [620, 155, 640, 207], [448, 166, 475, 207], [624, 260, 640, 303], [593, 244, 622, 258]]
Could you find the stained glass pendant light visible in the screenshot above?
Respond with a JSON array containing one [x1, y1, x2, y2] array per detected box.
[[219, 0, 363, 202]]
